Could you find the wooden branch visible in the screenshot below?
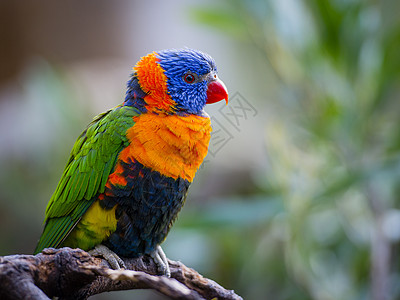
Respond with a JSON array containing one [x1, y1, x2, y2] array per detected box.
[[0, 247, 242, 300]]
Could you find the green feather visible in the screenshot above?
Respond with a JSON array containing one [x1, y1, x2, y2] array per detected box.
[[34, 105, 139, 254]]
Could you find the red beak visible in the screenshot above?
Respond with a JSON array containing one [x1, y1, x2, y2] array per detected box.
[[206, 77, 228, 104]]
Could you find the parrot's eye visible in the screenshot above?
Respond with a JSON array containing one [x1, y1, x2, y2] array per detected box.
[[183, 73, 196, 84]]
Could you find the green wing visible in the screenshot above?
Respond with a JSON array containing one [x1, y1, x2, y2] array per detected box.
[[34, 105, 139, 254]]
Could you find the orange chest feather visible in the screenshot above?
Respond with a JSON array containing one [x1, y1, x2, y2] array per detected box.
[[118, 113, 212, 182]]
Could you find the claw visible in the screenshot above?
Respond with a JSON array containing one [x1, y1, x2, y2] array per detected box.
[[150, 245, 170, 277], [89, 244, 126, 269]]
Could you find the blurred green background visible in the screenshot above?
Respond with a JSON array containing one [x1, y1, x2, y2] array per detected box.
[[1, 0, 400, 299]]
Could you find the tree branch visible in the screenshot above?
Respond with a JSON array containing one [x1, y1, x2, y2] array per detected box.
[[0, 247, 242, 300]]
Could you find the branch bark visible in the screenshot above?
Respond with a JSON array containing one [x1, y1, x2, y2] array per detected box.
[[0, 247, 242, 300]]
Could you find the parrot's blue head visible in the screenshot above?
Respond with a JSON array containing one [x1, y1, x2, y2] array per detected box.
[[126, 48, 228, 115]]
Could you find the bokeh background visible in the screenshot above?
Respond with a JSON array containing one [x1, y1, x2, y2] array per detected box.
[[1, 0, 400, 299]]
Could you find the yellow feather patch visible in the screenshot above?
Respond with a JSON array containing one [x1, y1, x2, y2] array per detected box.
[[62, 200, 117, 250]]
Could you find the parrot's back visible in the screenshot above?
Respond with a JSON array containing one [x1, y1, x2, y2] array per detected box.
[[34, 105, 139, 254]]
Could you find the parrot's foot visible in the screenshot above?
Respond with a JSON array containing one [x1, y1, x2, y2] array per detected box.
[[89, 244, 126, 270], [150, 245, 171, 277]]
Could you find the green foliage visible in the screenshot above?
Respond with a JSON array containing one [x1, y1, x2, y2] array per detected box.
[[189, 0, 400, 299]]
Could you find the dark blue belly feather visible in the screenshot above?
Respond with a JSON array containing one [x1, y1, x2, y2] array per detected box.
[[100, 159, 190, 257]]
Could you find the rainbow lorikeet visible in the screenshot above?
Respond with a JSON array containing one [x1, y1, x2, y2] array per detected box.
[[34, 48, 228, 276]]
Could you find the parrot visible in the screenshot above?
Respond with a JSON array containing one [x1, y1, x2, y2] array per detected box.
[[34, 48, 228, 276]]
